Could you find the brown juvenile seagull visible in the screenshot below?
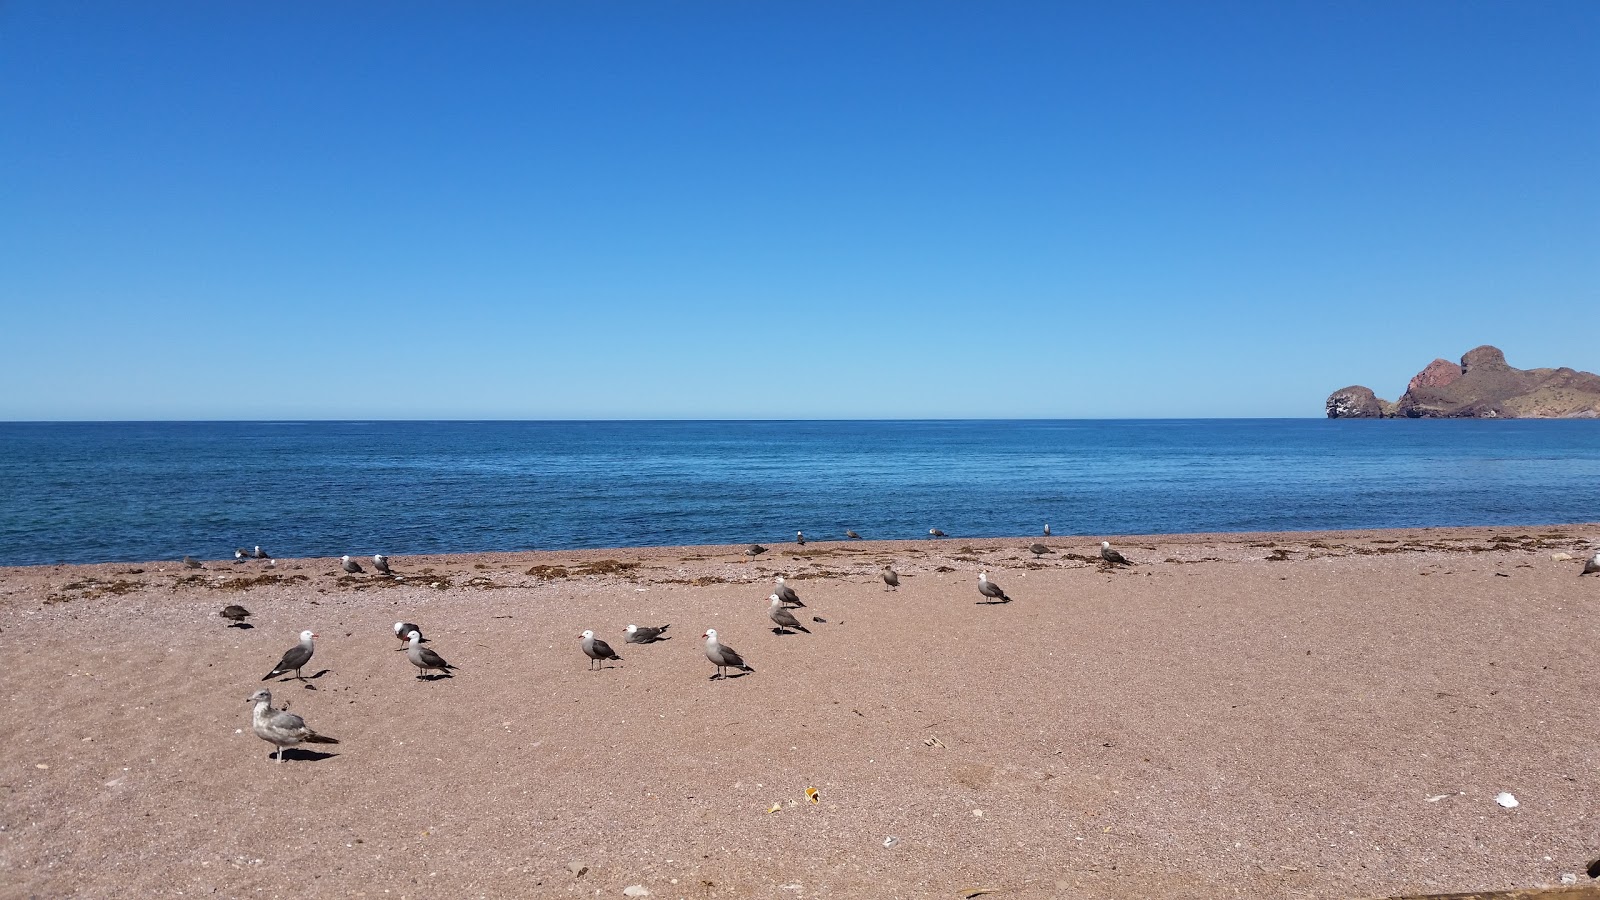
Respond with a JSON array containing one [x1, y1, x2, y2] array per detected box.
[[182, 555, 203, 569], [845, 530, 862, 539], [219, 604, 252, 627], [247, 688, 338, 763], [579, 629, 622, 670], [702, 628, 754, 679], [1029, 543, 1052, 558], [882, 566, 899, 591], [768, 595, 810, 633], [1100, 541, 1131, 566], [261, 630, 316, 680], [405, 630, 456, 678], [977, 571, 1011, 604], [746, 544, 767, 557]]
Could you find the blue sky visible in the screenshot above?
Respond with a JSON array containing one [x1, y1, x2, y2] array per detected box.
[[2, 2, 1596, 419]]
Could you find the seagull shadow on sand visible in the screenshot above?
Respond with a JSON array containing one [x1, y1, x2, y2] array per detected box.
[[227, 622, 255, 630], [976, 599, 1014, 605], [709, 672, 753, 680], [272, 669, 332, 685], [415, 672, 455, 681], [269, 748, 339, 763], [770, 627, 810, 636]]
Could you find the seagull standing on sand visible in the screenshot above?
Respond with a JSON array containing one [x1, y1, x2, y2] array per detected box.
[[882, 566, 899, 591], [405, 631, 457, 678], [247, 689, 339, 763], [253, 546, 271, 560], [624, 623, 670, 643], [220, 604, 252, 627], [1583, 551, 1599, 576], [579, 630, 622, 670], [796, 531, 805, 545], [768, 595, 811, 633], [747, 544, 767, 557], [235, 548, 250, 563], [393, 621, 424, 650], [702, 628, 754, 679], [977, 572, 1011, 604], [1029, 543, 1052, 558], [183, 555, 202, 569], [774, 576, 804, 607], [1100, 541, 1131, 566], [929, 528, 946, 538], [261, 630, 317, 681], [341, 555, 364, 574], [373, 554, 392, 576]]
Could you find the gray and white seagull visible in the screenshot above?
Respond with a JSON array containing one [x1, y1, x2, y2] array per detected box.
[[768, 595, 810, 633], [405, 630, 457, 678], [774, 576, 804, 607], [1583, 551, 1599, 576], [247, 688, 339, 763], [261, 630, 317, 681], [373, 554, 392, 576], [579, 629, 622, 670], [882, 566, 899, 591], [977, 571, 1011, 604], [340, 555, 364, 574], [702, 628, 754, 679], [1100, 541, 1131, 566], [624, 623, 670, 643]]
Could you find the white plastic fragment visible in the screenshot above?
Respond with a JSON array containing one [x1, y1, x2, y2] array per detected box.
[[1494, 792, 1518, 808]]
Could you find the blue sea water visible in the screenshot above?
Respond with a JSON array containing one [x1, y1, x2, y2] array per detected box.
[[0, 419, 1597, 566]]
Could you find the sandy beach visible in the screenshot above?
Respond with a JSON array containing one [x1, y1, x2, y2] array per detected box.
[[2, 525, 1598, 899]]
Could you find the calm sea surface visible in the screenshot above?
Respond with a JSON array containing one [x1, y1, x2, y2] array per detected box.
[[1, 419, 1597, 566]]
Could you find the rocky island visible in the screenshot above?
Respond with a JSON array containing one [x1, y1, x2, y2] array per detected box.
[[1326, 345, 1600, 418]]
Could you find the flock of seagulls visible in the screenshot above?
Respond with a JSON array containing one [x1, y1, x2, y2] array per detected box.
[[220, 534, 1596, 763]]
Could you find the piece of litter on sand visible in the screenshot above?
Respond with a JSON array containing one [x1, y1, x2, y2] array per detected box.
[[883, 836, 900, 849], [805, 787, 819, 804], [765, 803, 781, 815], [1495, 792, 1519, 808], [958, 889, 1000, 899], [1424, 793, 1455, 803]]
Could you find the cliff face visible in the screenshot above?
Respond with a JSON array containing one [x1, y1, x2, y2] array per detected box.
[[1326, 345, 1600, 418]]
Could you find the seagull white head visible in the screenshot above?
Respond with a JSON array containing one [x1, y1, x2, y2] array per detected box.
[[625, 624, 638, 634], [341, 554, 351, 562], [1101, 541, 1111, 549], [703, 628, 719, 641], [300, 629, 316, 642], [979, 572, 989, 582], [393, 621, 406, 634], [248, 688, 271, 704], [405, 629, 421, 643], [768, 594, 781, 604], [580, 629, 595, 640], [775, 576, 786, 585]]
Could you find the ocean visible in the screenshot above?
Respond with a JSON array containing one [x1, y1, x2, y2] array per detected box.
[[1, 419, 1597, 566]]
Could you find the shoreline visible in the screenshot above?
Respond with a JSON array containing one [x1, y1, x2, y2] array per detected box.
[[2, 523, 1597, 898]]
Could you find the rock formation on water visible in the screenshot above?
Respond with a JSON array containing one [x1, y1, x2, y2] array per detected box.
[[1326, 345, 1600, 418]]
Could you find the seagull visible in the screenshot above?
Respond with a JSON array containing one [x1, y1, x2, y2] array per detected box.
[[845, 530, 862, 540], [261, 630, 317, 681], [977, 572, 1011, 604], [234, 548, 250, 563], [1029, 543, 1052, 558], [247, 689, 339, 763], [253, 545, 272, 560], [774, 576, 804, 607], [580, 630, 622, 670], [1043, 524, 1051, 536], [882, 566, 899, 591], [393, 622, 425, 649], [182, 555, 202, 569], [1100, 541, 1131, 566], [768, 595, 810, 633], [341, 555, 364, 574], [929, 529, 946, 538], [746, 544, 768, 557], [405, 630, 457, 679], [1583, 551, 1599, 576], [702, 628, 754, 679], [796, 531, 805, 545], [624, 623, 670, 644], [219, 604, 252, 627], [373, 554, 392, 576]]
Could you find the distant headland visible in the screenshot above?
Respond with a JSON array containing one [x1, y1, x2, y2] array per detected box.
[[1326, 345, 1600, 418]]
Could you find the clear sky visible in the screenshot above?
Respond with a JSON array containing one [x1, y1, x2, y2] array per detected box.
[[2, 2, 1596, 420]]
